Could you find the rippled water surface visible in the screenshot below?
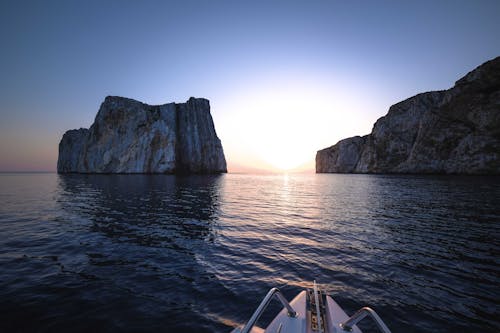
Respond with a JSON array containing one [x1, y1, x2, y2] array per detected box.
[[0, 173, 499, 332]]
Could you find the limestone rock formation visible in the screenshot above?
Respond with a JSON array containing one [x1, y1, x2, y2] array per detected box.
[[316, 56, 500, 174], [57, 97, 227, 174]]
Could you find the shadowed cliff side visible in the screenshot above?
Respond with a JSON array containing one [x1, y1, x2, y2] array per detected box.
[[317, 56, 500, 174], [57, 97, 227, 174]]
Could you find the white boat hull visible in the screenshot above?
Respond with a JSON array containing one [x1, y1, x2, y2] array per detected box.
[[232, 290, 363, 333]]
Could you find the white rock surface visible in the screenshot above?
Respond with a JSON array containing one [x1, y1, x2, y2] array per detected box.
[[57, 96, 227, 174]]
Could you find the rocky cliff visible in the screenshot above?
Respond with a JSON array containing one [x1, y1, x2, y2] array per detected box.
[[57, 96, 227, 174], [316, 56, 500, 174]]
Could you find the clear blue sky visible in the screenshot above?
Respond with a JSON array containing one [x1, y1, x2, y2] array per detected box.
[[1, 0, 499, 171]]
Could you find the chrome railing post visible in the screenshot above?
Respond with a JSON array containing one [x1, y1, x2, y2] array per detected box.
[[274, 290, 298, 317], [340, 307, 392, 333], [240, 288, 297, 333]]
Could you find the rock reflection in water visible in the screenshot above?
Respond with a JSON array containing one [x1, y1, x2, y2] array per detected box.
[[58, 174, 222, 245], [52, 174, 227, 332]]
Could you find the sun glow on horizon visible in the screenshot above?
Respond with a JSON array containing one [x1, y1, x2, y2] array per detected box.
[[216, 75, 378, 172]]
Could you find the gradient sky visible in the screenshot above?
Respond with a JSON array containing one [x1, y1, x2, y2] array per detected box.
[[1, 0, 499, 172]]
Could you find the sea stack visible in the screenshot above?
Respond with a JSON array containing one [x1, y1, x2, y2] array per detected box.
[[316, 56, 500, 174], [57, 97, 227, 174]]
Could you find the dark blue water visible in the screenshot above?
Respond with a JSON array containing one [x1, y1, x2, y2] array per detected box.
[[0, 173, 499, 332]]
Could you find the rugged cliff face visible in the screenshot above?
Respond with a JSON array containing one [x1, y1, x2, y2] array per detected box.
[[175, 98, 227, 174], [316, 56, 500, 174], [57, 96, 227, 174]]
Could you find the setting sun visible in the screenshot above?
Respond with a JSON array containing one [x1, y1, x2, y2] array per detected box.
[[215, 74, 378, 172]]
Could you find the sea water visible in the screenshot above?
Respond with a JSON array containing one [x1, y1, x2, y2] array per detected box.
[[0, 173, 499, 332]]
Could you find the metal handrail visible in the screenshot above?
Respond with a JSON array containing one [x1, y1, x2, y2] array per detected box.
[[240, 287, 297, 333], [339, 307, 392, 333]]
